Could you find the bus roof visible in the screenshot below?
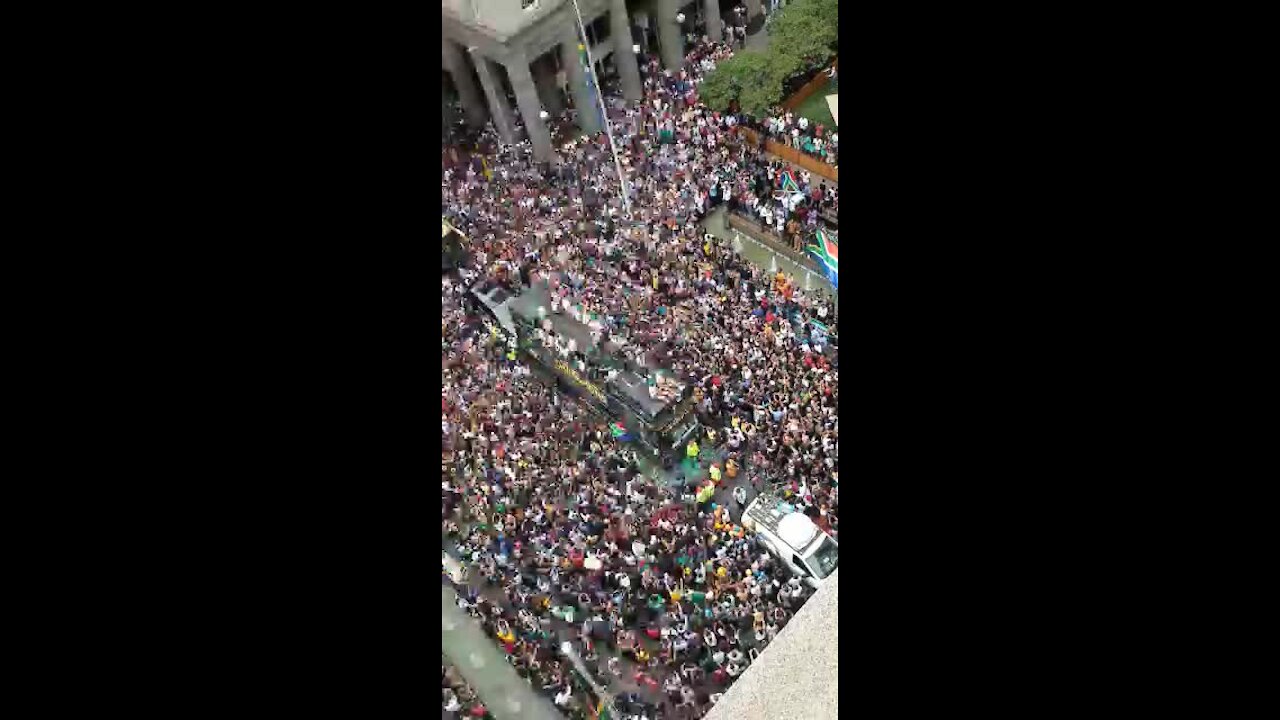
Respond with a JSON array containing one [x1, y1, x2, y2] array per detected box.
[[506, 285, 598, 353], [609, 369, 673, 421]]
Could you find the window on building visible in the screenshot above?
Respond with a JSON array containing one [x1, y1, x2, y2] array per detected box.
[[587, 15, 610, 45]]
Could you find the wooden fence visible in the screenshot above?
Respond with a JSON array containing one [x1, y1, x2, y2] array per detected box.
[[782, 59, 838, 112], [740, 127, 839, 183]]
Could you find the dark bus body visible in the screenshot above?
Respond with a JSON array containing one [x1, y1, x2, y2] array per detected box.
[[467, 281, 700, 461]]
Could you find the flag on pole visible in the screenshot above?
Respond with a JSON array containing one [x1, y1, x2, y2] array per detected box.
[[578, 42, 607, 131], [805, 229, 839, 289], [777, 169, 800, 193]]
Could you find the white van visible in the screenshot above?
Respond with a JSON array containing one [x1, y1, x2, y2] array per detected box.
[[742, 493, 838, 589]]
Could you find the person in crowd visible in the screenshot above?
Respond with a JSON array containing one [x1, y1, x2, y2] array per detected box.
[[442, 33, 839, 720]]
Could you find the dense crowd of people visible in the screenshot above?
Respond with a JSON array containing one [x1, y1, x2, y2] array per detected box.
[[442, 32, 839, 720], [753, 104, 838, 168]]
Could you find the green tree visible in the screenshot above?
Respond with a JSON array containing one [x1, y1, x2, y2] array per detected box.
[[697, 0, 838, 116], [699, 51, 780, 115], [769, 0, 839, 71], [697, 56, 741, 113]]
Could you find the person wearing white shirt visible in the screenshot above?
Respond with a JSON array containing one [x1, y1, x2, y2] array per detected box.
[[798, 116, 809, 131], [554, 686, 572, 707]]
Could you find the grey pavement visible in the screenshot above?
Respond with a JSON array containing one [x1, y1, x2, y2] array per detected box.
[[441, 584, 563, 720], [745, 14, 773, 52]]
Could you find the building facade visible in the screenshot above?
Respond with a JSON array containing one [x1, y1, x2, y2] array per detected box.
[[441, 0, 762, 161]]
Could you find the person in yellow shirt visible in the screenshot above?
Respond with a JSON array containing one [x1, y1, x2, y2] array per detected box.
[[709, 463, 722, 485], [686, 439, 700, 469]]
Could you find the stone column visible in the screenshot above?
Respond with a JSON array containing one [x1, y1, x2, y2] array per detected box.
[[441, 38, 486, 129], [610, 0, 643, 102], [656, 0, 685, 70], [469, 49, 516, 144], [560, 22, 601, 135], [534, 58, 564, 114], [506, 56, 554, 163], [704, 0, 723, 42], [745, 0, 762, 21]]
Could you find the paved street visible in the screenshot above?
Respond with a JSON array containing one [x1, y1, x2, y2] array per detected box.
[[441, 584, 563, 720]]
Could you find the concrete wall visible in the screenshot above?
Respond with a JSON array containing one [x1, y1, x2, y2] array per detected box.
[[443, 0, 613, 62], [473, 0, 531, 36], [442, 0, 472, 19], [703, 569, 840, 720], [449, 0, 576, 39]]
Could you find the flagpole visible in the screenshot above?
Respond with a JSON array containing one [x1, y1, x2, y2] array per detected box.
[[570, 0, 632, 213], [560, 641, 617, 717]]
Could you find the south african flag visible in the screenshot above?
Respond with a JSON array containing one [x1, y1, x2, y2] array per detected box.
[[610, 422, 631, 442], [805, 229, 838, 289], [777, 169, 800, 193]]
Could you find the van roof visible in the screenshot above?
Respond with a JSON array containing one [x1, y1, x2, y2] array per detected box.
[[778, 512, 819, 550], [745, 493, 789, 536]]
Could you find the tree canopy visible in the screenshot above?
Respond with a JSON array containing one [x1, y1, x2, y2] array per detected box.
[[699, 51, 784, 117], [769, 0, 839, 70], [698, 0, 838, 117]]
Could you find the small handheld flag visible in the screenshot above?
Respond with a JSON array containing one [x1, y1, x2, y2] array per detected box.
[[777, 169, 800, 193], [610, 422, 631, 442]]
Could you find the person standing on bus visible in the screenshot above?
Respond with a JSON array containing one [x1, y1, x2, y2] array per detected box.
[[686, 438, 700, 469]]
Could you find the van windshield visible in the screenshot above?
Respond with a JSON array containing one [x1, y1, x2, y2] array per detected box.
[[809, 536, 839, 579]]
